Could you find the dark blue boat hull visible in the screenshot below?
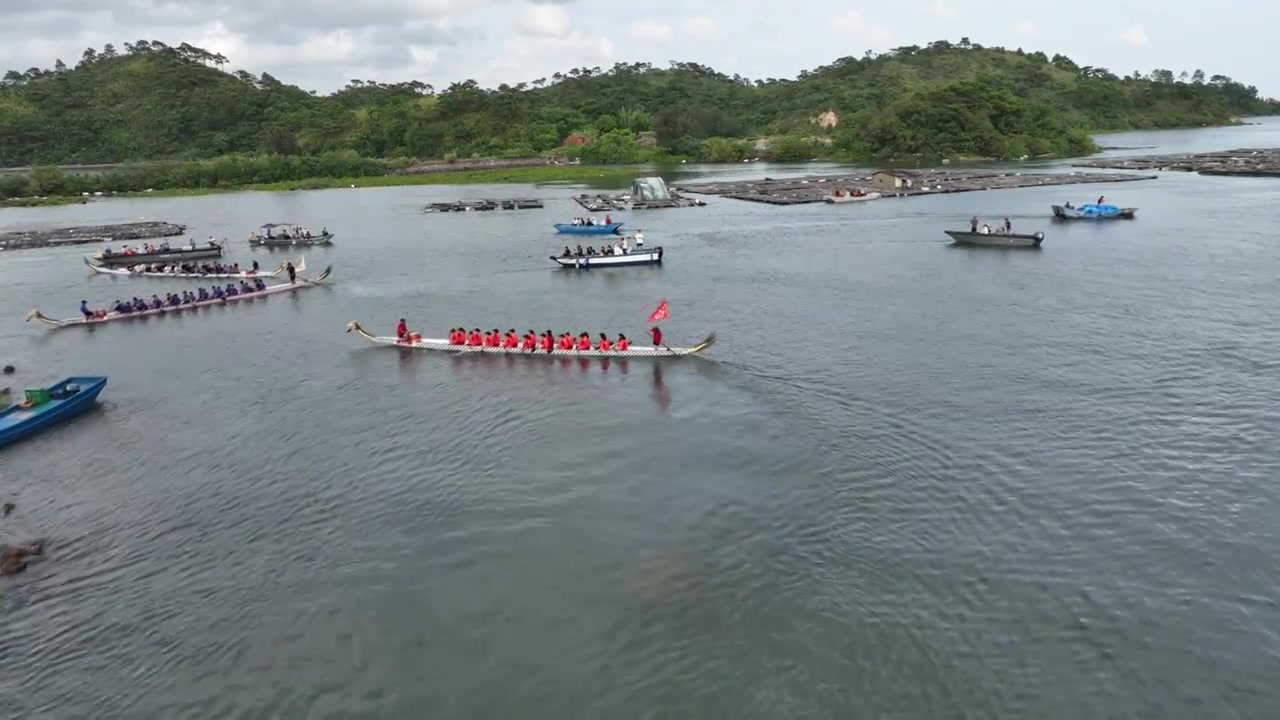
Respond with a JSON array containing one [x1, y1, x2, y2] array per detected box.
[[554, 222, 624, 235], [0, 376, 107, 449]]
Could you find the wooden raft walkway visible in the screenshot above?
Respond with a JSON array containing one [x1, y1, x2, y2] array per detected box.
[[675, 170, 1157, 206], [1073, 148, 1280, 177], [0, 221, 187, 251]]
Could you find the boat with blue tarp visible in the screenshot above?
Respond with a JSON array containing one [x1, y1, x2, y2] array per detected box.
[[0, 376, 107, 449], [554, 222, 623, 235], [1051, 203, 1137, 220]]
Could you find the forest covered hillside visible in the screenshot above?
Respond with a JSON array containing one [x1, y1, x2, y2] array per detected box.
[[1, 37, 1275, 168]]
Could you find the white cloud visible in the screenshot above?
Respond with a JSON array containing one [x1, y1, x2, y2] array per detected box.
[[1014, 19, 1037, 37], [680, 15, 717, 38], [1120, 24, 1149, 46], [628, 19, 673, 44], [833, 10, 893, 48], [516, 3, 572, 39], [926, 0, 959, 20], [197, 20, 358, 67]]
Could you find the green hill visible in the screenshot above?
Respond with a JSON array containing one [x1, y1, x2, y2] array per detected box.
[[0, 37, 1275, 170]]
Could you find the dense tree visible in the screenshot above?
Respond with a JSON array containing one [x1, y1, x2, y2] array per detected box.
[[0, 38, 1275, 190]]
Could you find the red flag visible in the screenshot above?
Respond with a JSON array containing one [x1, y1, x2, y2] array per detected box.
[[648, 299, 669, 324]]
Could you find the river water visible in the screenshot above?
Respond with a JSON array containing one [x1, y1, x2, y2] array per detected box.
[[3, 121, 1280, 718]]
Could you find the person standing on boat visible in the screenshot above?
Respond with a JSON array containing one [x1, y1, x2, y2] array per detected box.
[[1003, 218, 1012, 233], [621, 237, 630, 254], [1097, 195, 1105, 204], [648, 326, 663, 348], [286, 262, 296, 284], [251, 260, 260, 273], [634, 230, 644, 249], [79, 300, 93, 318], [396, 319, 409, 340], [970, 216, 979, 232], [605, 214, 612, 225]]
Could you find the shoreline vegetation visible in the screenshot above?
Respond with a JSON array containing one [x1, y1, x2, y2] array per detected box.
[[1, 37, 1276, 207]]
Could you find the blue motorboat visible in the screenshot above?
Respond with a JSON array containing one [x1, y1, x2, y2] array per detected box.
[[554, 222, 624, 235], [1051, 203, 1137, 220], [0, 376, 107, 449]]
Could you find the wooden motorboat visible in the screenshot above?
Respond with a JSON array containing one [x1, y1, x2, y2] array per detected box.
[[91, 241, 223, 266], [551, 247, 663, 268], [945, 230, 1044, 248]]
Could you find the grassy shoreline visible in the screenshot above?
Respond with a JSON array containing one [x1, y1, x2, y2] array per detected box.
[[0, 165, 645, 206]]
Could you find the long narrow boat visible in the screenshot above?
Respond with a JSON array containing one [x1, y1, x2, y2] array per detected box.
[[554, 222, 623, 235], [945, 230, 1044, 248], [346, 322, 716, 358], [84, 256, 304, 279], [551, 247, 663, 268], [1051, 203, 1137, 220], [26, 267, 332, 329], [91, 241, 224, 266], [0, 376, 107, 449]]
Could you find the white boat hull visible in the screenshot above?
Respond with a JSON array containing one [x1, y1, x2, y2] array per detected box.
[[346, 322, 715, 358], [551, 247, 663, 268], [824, 192, 881, 204]]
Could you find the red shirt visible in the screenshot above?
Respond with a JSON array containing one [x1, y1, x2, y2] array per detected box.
[[617, 338, 630, 351], [453, 331, 465, 345], [540, 335, 553, 351], [649, 327, 662, 346], [598, 338, 612, 351], [468, 331, 482, 346], [576, 336, 591, 350], [523, 334, 537, 350], [396, 321, 408, 337], [559, 335, 573, 350], [485, 333, 500, 347], [504, 333, 519, 348]]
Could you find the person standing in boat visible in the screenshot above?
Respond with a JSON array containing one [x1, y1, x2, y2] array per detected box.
[[648, 326, 663, 348], [395, 319, 409, 341], [1003, 218, 1012, 233], [286, 262, 296, 284], [1097, 195, 1105, 204], [634, 230, 644, 249], [970, 216, 979, 232]]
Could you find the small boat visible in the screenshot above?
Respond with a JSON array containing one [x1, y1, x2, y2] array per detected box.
[[824, 191, 881, 204], [91, 241, 224, 266], [84, 256, 304, 279], [945, 230, 1044, 248], [551, 247, 663, 268], [553, 222, 623, 235], [1051, 203, 1136, 220], [346, 322, 716, 358], [248, 223, 334, 247], [26, 267, 333, 329], [0, 376, 107, 449]]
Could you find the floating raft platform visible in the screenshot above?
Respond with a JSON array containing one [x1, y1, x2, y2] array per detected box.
[[1073, 148, 1280, 177], [0, 221, 187, 252], [423, 198, 544, 213], [676, 170, 1157, 206], [573, 193, 705, 211]]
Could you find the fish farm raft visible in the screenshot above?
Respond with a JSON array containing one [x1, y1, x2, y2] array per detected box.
[[0, 221, 187, 251], [675, 169, 1157, 206], [1073, 148, 1280, 177], [423, 198, 545, 212]]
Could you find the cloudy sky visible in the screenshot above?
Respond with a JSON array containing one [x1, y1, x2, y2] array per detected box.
[[2, 0, 1275, 96]]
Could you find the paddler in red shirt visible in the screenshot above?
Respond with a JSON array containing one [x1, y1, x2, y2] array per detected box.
[[522, 330, 538, 350], [453, 328, 466, 345], [597, 333, 612, 351], [561, 333, 575, 350], [468, 328, 483, 346], [504, 329, 519, 348], [616, 334, 630, 351], [396, 318, 408, 341], [576, 333, 592, 350], [648, 326, 663, 348], [542, 330, 555, 353], [485, 329, 501, 347]]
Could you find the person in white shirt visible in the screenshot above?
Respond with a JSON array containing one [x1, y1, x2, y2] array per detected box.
[[621, 238, 630, 253], [634, 230, 644, 249], [612, 242, 622, 255]]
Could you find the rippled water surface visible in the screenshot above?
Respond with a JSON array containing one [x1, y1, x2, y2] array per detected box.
[[3, 124, 1280, 718]]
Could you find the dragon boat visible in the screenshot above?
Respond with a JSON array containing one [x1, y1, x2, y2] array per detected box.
[[345, 322, 716, 358], [84, 257, 304, 279], [27, 267, 332, 329]]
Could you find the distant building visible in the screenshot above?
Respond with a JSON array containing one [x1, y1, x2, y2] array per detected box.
[[631, 177, 672, 201], [871, 170, 915, 190]]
